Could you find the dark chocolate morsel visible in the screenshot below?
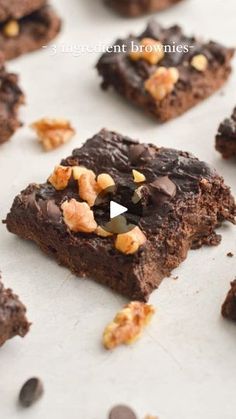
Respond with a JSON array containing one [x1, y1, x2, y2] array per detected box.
[[109, 405, 137, 419], [222, 280, 236, 322], [19, 378, 44, 407], [149, 176, 177, 198]]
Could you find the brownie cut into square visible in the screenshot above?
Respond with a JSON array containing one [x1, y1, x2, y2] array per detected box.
[[216, 108, 236, 159], [105, 0, 184, 17], [222, 280, 236, 322], [97, 21, 234, 122], [0, 53, 24, 145], [0, 2, 61, 60], [0, 276, 30, 347], [5, 129, 236, 301]]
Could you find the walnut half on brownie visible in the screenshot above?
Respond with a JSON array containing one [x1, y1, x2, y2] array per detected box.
[[0, 53, 24, 145], [216, 108, 236, 159], [105, 0, 184, 17], [97, 21, 234, 122], [0, 1, 61, 60], [5, 129, 236, 301]]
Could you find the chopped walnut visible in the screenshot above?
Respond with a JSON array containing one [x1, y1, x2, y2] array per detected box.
[[96, 226, 113, 237], [3, 20, 20, 37], [61, 199, 97, 233], [130, 38, 164, 65], [132, 169, 146, 183], [115, 226, 147, 254], [145, 67, 179, 101], [31, 118, 75, 151], [78, 170, 100, 207], [191, 54, 208, 72], [72, 166, 93, 180], [103, 301, 155, 350], [48, 165, 72, 190], [97, 173, 115, 190]]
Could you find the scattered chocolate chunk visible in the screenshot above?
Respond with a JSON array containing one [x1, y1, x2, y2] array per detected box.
[[105, 0, 183, 17], [222, 280, 236, 322], [97, 21, 234, 122], [216, 107, 236, 159], [109, 405, 137, 419], [19, 377, 44, 407], [0, 52, 24, 145], [227, 252, 234, 258], [5, 129, 236, 301], [0, 4, 61, 60], [0, 275, 30, 347]]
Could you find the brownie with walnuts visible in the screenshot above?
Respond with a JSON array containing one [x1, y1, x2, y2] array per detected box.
[[0, 276, 30, 347], [105, 0, 184, 17], [0, 3, 61, 60], [5, 129, 236, 301], [216, 108, 236, 159], [222, 280, 236, 322], [97, 21, 234, 122], [0, 53, 24, 145]]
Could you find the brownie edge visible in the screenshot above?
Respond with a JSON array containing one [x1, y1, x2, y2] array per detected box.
[[222, 280, 236, 322], [0, 277, 30, 347]]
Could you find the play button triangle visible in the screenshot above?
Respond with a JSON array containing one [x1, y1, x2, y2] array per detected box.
[[110, 201, 128, 219]]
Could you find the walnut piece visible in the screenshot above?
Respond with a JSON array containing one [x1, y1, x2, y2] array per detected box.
[[96, 226, 113, 237], [191, 54, 208, 72], [31, 118, 75, 151], [61, 199, 97, 233], [145, 67, 179, 101], [48, 165, 72, 190], [3, 20, 20, 37], [130, 38, 164, 65], [103, 301, 155, 350], [72, 166, 93, 180], [97, 173, 115, 190], [115, 226, 147, 254], [78, 170, 100, 207], [132, 169, 146, 183]]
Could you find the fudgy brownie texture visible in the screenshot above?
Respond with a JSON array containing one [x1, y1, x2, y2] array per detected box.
[[216, 108, 236, 159], [0, 5, 61, 60], [0, 0, 46, 22], [97, 21, 234, 122], [5, 129, 236, 300], [105, 0, 183, 17], [0, 276, 30, 347], [222, 280, 236, 322], [0, 53, 24, 145]]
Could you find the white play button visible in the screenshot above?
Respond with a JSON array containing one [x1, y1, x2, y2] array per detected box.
[[110, 201, 128, 219]]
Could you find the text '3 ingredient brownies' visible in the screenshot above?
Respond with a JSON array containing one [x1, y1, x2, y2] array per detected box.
[[105, 0, 184, 17], [0, 0, 61, 60], [97, 21, 234, 122], [5, 129, 236, 301]]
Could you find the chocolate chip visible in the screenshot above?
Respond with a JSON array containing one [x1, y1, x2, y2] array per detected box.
[[109, 405, 137, 419], [19, 378, 44, 407], [129, 144, 147, 164], [149, 176, 176, 198]]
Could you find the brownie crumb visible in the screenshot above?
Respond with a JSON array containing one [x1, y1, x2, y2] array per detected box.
[[227, 252, 234, 257], [222, 280, 236, 322], [19, 377, 44, 407]]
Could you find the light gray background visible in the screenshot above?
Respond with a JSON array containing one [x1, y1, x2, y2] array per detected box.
[[0, 0, 235, 418]]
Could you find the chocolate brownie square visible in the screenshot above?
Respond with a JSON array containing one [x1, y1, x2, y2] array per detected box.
[[222, 280, 236, 322], [0, 276, 30, 347], [5, 129, 236, 301], [216, 108, 236, 159], [105, 0, 184, 17], [97, 21, 234, 122], [0, 4, 61, 60], [0, 53, 24, 145]]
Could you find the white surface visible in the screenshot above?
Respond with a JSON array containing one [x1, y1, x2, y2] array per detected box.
[[0, 0, 236, 418]]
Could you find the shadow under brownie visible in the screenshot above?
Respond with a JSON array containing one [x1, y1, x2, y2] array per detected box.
[[97, 21, 234, 122], [5, 129, 236, 301]]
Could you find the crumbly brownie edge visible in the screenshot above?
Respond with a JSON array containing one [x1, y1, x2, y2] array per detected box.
[[0, 5, 61, 60], [0, 280, 30, 347], [222, 280, 236, 322]]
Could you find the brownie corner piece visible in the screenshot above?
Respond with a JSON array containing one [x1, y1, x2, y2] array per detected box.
[[96, 21, 234, 122], [0, 4, 61, 60], [105, 0, 184, 16], [5, 129, 236, 301], [0, 276, 30, 347], [222, 280, 236, 322], [0, 55, 24, 145], [216, 108, 236, 159]]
